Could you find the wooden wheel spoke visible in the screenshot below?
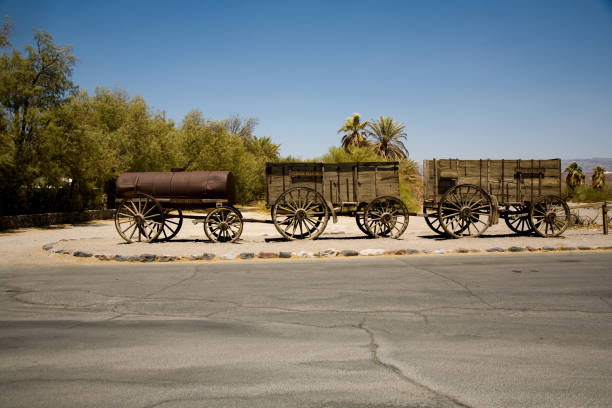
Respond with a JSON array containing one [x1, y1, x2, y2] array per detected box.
[[121, 222, 136, 235], [129, 201, 140, 216], [284, 217, 296, 233], [283, 200, 297, 212], [441, 212, 460, 220], [444, 200, 461, 210], [291, 218, 299, 235], [121, 205, 138, 217], [276, 205, 293, 214], [470, 204, 490, 211], [303, 216, 318, 228], [553, 218, 566, 229], [117, 210, 134, 219], [142, 204, 156, 217], [303, 200, 319, 213]]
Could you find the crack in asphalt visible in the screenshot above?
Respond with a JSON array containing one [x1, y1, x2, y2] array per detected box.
[[354, 318, 471, 408], [407, 264, 496, 309], [599, 296, 612, 310], [5, 289, 612, 319], [143, 268, 199, 298]]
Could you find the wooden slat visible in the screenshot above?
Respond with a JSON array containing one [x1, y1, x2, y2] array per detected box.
[[422, 158, 562, 206]]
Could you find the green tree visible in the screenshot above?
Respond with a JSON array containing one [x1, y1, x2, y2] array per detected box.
[[366, 116, 408, 160], [0, 16, 13, 48], [592, 166, 606, 190], [320, 145, 382, 163], [178, 111, 265, 203], [0, 28, 77, 214], [564, 162, 585, 190], [338, 113, 369, 150]]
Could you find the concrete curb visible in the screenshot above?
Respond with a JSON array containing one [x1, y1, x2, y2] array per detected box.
[[41, 240, 612, 263]]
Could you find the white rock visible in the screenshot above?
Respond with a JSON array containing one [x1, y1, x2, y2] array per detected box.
[[221, 253, 238, 260], [359, 249, 385, 256], [319, 248, 339, 257]]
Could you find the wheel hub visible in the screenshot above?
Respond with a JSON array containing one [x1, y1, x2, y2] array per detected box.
[[460, 206, 472, 220], [219, 221, 229, 230], [381, 213, 392, 223], [135, 214, 145, 225], [545, 211, 556, 224], [296, 209, 307, 221]]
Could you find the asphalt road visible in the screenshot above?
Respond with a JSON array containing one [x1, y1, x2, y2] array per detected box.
[[1, 253, 611, 408]]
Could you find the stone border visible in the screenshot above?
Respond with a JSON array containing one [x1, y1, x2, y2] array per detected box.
[[1, 209, 115, 231], [42, 240, 612, 263]]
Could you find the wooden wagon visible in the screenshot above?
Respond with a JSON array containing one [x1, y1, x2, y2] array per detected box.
[[422, 158, 570, 238], [265, 162, 409, 240], [113, 162, 409, 243]]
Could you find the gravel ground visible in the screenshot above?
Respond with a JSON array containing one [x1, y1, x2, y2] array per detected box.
[[1, 208, 610, 265]]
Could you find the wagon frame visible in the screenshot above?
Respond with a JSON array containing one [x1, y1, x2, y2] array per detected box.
[[421, 158, 570, 238]]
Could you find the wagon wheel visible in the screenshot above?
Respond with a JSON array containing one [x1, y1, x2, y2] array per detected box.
[[356, 205, 394, 237], [272, 205, 324, 240], [157, 208, 183, 241], [438, 184, 492, 238], [424, 206, 446, 236], [364, 196, 409, 239], [528, 196, 570, 238], [114, 193, 164, 243], [355, 204, 374, 237], [504, 204, 532, 235], [204, 206, 243, 243], [272, 187, 329, 240]]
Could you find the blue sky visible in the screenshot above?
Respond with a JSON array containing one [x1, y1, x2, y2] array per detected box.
[[2, 0, 612, 161]]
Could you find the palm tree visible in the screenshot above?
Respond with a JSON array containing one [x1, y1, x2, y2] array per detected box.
[[338, 113, 369, 150], [250, 136, 280, 162], [564, 162, 585, 189], [366, 116, 408, 160], [592, 166, 606, 190]]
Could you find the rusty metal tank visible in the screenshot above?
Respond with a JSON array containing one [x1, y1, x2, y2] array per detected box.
[[115, 171, 236, 208]]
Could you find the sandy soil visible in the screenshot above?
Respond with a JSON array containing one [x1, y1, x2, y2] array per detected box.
[[0, 208, 609, 266]]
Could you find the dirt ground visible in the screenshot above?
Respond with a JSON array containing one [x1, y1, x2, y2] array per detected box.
[[0, 205, 609, 266]]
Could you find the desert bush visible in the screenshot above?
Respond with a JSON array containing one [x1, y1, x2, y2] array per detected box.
[[564, 184, 612, 203]]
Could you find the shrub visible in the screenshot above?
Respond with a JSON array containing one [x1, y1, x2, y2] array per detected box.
[[564, 184, 612, 202]]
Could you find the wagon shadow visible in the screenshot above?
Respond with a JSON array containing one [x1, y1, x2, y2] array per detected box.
[[418, 233, 539, 240], [264, 235, 372, 243], [118, 238, 220, 245]]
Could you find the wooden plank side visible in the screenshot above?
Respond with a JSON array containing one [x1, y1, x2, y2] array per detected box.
[[266, 162, 400, 206], [356, 164, 376, 203], [376, 164, 400, 198], [422, 158, 562, 205]]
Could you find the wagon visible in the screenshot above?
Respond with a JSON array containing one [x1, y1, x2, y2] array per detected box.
[[422, 158, 570, 238], [266, 162, 409, 240], [113, 162, 409, 243], [114, 171, 243, 243]]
